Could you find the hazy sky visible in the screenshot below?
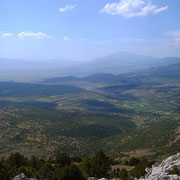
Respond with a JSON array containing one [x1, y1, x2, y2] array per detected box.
[[0, 0, 180, 61]]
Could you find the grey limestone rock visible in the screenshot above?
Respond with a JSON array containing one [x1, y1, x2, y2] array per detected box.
[[12, 173, 37, 180], [139, 153, 180, 180]]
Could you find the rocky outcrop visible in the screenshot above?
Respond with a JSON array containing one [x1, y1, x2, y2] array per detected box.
[[13, 173, 37, 180], [139, 153, 180, 180]]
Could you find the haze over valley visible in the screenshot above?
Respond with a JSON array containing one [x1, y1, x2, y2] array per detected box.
[[1, 52, 180, 81]]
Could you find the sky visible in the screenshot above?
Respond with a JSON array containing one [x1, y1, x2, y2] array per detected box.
[[0, 0, 180, 61]]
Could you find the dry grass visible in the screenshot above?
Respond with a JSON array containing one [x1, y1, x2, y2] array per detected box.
[[111, 165, 134, 171], [122, 149, 155, 158]]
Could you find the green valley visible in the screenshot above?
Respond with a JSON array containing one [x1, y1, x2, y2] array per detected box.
[[0, 63, 179, 161]]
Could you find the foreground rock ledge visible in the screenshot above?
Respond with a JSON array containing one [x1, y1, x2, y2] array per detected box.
[[139, 153, 180, 180]]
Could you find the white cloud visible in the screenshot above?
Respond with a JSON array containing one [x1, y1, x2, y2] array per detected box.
[[100, 0, 168, 18], [165, 30, 180, 44], [2, 32, 13, 38], [64, 36, 71, 41], [59, 5, 76, 12], [18, 31, 51, 39]]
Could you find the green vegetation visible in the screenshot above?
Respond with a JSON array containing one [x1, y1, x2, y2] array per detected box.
[[80, 151, 112, 178], [0, 151, 111, 179], [119, 169, 129, 180], [168, 166, 180, 175], [0, 104, 136, 158], [0, 82, 85, 97], [0, 64, 180, 160], [0, 151, 158, 179]]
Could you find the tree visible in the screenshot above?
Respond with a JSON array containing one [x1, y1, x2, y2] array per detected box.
[[57, 164, 85, 180], [6, 152, 28, 169], [92, 150, 112, 178], [29, 156, 43, 170], [130, 163, 146, 178], [128, 157, 140, 166], [0, 161, 9, 180], [110, 168, 120, 178], [71, 156, 82, 163], [80, 158, 94, 177], [55, 153, 71, 168], [119, 168, 129, 180], [81, 150, 112, 178], [39, 162, 55, 180]]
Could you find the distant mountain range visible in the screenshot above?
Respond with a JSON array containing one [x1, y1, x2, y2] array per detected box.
[[61, 52, 180, 76], [41, 62, 180, 84], [1, 52, 180, 81]]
